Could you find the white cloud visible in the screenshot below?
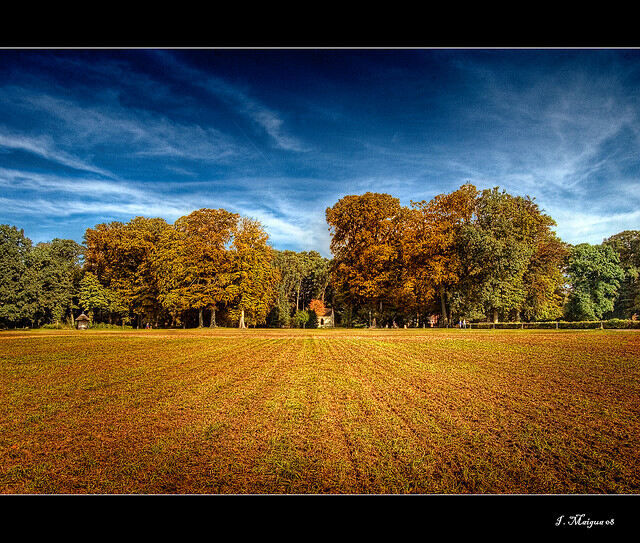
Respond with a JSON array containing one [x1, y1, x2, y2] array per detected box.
[[0, 131, 113, 177], [0, 86, 243, 166]]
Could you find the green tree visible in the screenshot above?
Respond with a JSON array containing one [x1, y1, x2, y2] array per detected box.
[[565, 243, 624, 321], [456, 187, 563, 322], [271, 250, 333, 323], [31, 239, 83, 326], [0, 225, 36, 327], [603, 230, 640, 318], [292, 309, 310, 328], [78, 271, 112, 323]]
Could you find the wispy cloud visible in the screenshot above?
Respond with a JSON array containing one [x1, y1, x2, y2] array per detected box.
[[153, 51, 309, 153], [0, 167, 139, 197], [0, 84, 244, 173], [0, 130, 114, 177]]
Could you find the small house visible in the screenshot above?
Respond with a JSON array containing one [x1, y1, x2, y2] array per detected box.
[[317, 308, 335, 328], [76, 313, 90, 330]]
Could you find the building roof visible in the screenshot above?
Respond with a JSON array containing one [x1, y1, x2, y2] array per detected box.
[[317, 308, 333, 317], [76, 313, 90, 321]]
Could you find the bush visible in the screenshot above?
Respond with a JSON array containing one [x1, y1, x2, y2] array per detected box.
[[467, 319, 640, 330], [292, 310, 310, 328], [603, 318, 640, 329]]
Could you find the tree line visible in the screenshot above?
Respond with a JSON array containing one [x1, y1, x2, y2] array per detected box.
[[1, 183, 638, 329]]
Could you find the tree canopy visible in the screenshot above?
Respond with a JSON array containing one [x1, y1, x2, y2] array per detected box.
[[1, 184, 636, 329]]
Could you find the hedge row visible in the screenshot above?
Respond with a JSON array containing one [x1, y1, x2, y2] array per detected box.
[[466, 319, 640, 330]]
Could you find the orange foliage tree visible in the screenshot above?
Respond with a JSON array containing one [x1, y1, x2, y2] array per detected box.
[[326, 192, 407, 324], [308, 298, 325, 315], [402, 183, 477, 325]]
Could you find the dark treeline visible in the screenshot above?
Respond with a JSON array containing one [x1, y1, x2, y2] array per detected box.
[[1, 184, 638, 329]]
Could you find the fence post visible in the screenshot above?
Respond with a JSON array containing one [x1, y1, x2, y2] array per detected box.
[[556, 321, 558, 329]]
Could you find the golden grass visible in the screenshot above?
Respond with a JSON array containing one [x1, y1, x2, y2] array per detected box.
[[1, 327, 638, 494]]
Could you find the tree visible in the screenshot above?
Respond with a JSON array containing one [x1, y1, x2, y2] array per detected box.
[[271, 250, 333, 326], [83, 217, 170, 326], [272, 250, 307, 315], [292, 309, 310, 328], [326, 192, 405, 324], [603, 230, 640, 318], [521, 234, 569, 321], [308, 298, 326, 315], [31, 238, 83, 326], [403, 183, 477, 325], [227, 217, 279, 328], [0, 225, 35, 327], [565, 243, 624, 321], [79, 272, 114, 323], [455, 187, 564, 322], [155, 209, 238, 327]]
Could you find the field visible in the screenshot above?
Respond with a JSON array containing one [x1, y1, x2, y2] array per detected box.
[[1, 327, 639, 494]]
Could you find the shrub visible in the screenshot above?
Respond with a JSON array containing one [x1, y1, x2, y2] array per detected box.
[[292, 310, 310, 328]]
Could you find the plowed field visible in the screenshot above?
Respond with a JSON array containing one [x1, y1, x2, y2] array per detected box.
[[1, 328, 639, 494]]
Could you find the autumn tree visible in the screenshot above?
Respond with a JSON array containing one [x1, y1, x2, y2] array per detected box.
[[227, 217, 279, 328], [308, 298, 326, 315], [326, 192, 405, 325], [155, 209, 238, 327], [83, 217, 170, 326], [403, 183, 477, 325]]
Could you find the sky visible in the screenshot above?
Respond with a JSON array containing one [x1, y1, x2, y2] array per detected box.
[[1, 48, 639, 257]]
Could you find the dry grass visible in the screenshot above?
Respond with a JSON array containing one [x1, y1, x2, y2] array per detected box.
[[1, 327, 638, 494]]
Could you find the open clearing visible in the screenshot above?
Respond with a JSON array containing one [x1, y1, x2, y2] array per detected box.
[[1, 328, 639, 494]]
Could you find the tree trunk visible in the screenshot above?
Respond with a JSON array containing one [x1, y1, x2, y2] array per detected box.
[[239, 308, 246, 329], [493, 308, 499, 323], [210, 307, 216, 328], [198, 308, 204, 328], [440, 288, 448, 327]]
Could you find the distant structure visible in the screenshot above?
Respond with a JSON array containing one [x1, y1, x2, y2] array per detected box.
[[317, 308, 335, 328], [76, 313, 90, 330]]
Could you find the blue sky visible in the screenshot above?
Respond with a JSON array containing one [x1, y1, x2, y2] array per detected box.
[[1, 48, 639, 257]]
